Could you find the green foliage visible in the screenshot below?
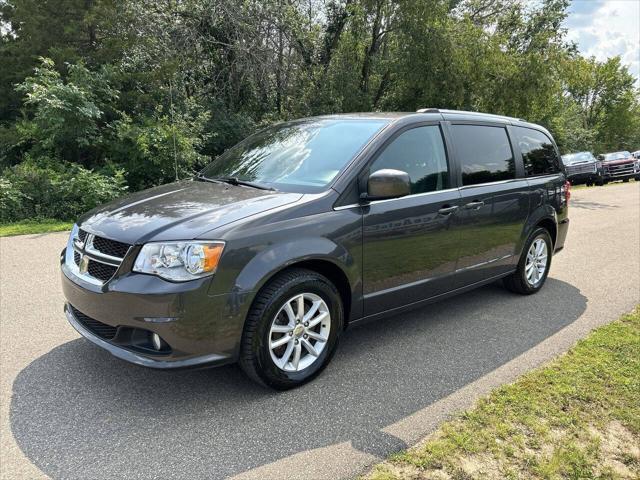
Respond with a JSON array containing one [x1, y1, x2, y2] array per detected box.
[[112, 100, 210, 189], [0, 157, 127, 222], [14, 57, 118, 164], [1, 0, 639, 221]]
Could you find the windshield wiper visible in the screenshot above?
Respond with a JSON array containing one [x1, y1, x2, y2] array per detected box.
[[196, 174, 276, 191]]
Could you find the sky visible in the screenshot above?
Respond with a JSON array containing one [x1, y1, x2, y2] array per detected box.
[[564, 0, 640, 85]]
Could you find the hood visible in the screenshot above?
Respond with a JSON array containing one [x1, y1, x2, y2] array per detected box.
[[78, 180, 303, 244]]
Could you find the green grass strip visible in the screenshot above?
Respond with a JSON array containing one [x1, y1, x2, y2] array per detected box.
[[367, 307, 640, 479], [0, 219, 73, 237]]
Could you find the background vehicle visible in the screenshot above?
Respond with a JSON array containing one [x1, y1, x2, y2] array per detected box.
[[597, 151, 640, 183], [61, 109, 570, 389], [561, 152, 603, 186], [632, 150, 640, 160]]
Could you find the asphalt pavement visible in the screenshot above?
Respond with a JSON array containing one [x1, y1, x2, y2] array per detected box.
[[1, 181, 639, 480]]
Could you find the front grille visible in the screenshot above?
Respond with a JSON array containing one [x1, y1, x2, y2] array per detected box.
[[92, 235, 130, 258], [87, 260, 118, 282], [71, 229, 132, 284], [70, 305, 118, 340], [604, 163, 635, 177], [566, 163, 596, 175]]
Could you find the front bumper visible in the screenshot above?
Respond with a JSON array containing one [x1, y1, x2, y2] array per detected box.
[[567, 172, 599, 184], [61, 260, 248, 369], [64, 304, 230, 368], [603, 172, 639, 181]]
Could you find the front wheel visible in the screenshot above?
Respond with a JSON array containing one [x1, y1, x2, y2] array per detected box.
[[239, 268, 343, 389], [503, 228, 553, 295]]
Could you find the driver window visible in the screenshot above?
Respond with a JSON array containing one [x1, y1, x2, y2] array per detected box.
[[370, 126, 449, 194]]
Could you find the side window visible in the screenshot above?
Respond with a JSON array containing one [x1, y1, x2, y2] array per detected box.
[[451, 125, 515, 186], [515, 127, 561, 176], [370, 126, 449, 194]]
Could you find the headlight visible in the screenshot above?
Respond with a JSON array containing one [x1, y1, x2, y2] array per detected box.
[[133, 241, 225, 282]]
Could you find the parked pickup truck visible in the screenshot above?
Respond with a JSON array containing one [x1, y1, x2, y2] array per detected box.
[[598, 151, 640, 183], [561, 151, 603, 186]]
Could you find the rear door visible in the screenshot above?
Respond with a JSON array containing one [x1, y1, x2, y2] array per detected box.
[[362, 123, 463, 315], [449, 123, 530, 285]]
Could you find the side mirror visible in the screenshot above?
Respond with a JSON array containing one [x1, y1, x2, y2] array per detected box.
[[363, 169, 411, 201]]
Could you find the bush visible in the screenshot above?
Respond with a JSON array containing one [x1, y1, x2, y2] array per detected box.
[[111, 101, 210, 190], [0, 157, 127, 222]]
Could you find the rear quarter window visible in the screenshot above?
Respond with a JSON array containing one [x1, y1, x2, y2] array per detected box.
[[515, 127, 561, 176]]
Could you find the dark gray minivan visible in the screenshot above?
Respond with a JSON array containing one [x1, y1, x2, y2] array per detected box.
[[61, 109, 570, 389]]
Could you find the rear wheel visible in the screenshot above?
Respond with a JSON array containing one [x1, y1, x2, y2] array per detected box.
[[503, 228, 552, 295], [623, 178, 630, 183], [239, 268, 343, 389]]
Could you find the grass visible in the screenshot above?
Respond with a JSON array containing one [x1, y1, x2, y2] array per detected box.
[[0, 219, 73, 237], [366, 307, 640, 480]]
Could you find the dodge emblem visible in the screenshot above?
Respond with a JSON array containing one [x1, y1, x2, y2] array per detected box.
[[79, 255, 89, 274]]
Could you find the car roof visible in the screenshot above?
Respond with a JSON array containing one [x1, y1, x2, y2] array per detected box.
[[316, 109, 544, 129]]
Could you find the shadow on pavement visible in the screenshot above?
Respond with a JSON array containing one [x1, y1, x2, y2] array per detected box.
[[11, 278, 586, 479], [570, 198, 620, 210]]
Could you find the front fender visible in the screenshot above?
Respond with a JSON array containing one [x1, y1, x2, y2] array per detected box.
[[234, 236, 357, 294]]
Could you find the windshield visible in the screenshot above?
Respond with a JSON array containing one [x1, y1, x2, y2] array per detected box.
[[562, 152, 595, 165], [199, 118, 389, 193], [603, 151, 631, 161]]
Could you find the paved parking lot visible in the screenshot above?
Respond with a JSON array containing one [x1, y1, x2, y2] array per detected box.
[[1, 182, 639, 480]]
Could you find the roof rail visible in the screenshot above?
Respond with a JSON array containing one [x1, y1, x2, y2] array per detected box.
[[416, 108, 440, 113]]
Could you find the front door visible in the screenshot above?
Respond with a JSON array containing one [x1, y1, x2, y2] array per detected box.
[[362, 124, 463, 316]]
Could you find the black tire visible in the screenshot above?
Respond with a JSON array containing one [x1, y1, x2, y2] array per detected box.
[[596, 178, 604, 186], [239, 268, 343, 389], [503, 228, 553, 295], [623, 178, 630, 182]]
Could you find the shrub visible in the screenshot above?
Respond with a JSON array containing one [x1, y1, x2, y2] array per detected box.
[[111, 100, 210, 190], [0, 157, 127, 222]]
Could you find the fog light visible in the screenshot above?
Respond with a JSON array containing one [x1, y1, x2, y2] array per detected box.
[[151, 333, 163, 351]]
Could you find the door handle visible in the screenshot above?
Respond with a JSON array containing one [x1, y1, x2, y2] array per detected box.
[[438, 205, 459, 215], [464, 200, 485, 210]]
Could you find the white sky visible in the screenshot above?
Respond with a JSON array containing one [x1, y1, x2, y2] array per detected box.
[[564, 0, 640, 85]]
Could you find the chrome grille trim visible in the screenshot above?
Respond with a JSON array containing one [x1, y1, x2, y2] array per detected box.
[[65, 228, 132, 285], [566, 163, 596, 175]]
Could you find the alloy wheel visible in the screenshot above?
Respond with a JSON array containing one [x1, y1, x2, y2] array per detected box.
[[268, 293, 331, 372], [525, 238, 548, 287]]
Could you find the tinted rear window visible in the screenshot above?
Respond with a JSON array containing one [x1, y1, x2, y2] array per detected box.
[[451, 125, 515, 186], [516, 127, 561, 176]]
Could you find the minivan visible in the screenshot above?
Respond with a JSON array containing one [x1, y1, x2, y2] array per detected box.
[[61, 109, 570, 389]]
